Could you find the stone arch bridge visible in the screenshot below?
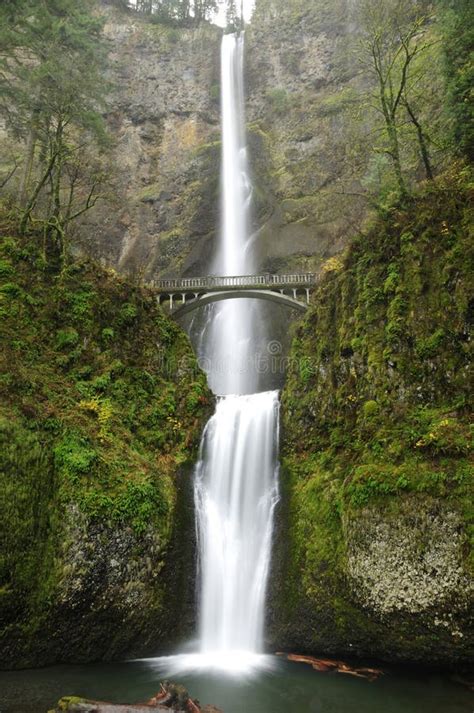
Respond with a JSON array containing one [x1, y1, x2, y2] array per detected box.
[[149, 273, 317, 318]]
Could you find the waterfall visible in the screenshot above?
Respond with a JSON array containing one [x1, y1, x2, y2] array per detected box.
[[147, 33, 280, 677], [193, 33, 280, 669], [195, 392, 279, 656], [200, 32, 258, 397]]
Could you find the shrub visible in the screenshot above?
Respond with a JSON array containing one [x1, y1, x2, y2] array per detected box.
[[54, 434, 97, 482], [363, 400, 380, 418], [0, 260, 14, 278], [118, 302, 137, 324], [266, 88, 290, 115], [102, 327, 114, 341], [55, 328, 79, 350], [0, 282, 21, 297]]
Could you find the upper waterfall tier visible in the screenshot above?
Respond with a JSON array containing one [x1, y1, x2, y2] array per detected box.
[[196, 32, 265, 396], [218, 33, 252, 277]]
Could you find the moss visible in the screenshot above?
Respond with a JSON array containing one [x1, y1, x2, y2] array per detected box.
[[0, 258, 14, 278], [362, 400, 380, 418], [57, 697, 86, 711], [265, 87, 292, 115], [0, 281, 22, 297], [0, 228, 212, 668], [312, 87, 359, 117], [209, 83, 219, 102], [137, 182, 162, 202], [415, 328, 447, 359], [275, 172, 474, 665]]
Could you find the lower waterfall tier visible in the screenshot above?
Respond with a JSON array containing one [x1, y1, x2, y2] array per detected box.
[[195, 391, 280, 656]]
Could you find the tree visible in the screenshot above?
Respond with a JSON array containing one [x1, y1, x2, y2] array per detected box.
[[0, 0, 110, 261], [357, 0, 436, 195], [127, 0, 217, 25], [225, 0, 241, 31], [439, 0, 474, 161]]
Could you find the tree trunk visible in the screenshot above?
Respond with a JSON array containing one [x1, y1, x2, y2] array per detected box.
[[375, 52, 407, 198], [387, 121, 406, 195], [19, 151, 57, 235], [404, 98, 434, 180], [18, 107, 40, 207]]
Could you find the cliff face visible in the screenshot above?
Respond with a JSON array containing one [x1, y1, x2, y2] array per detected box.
[[77, 0, 368, 280], [0, 229, 211, 668], [272, 174, 473, 666], [78, 4, 222, 279], [245, 0, 367, 274]]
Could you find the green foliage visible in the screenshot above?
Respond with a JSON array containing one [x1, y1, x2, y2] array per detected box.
[[281, 173, 473, 601], [0, 281, 21, 297], [412, 412, 472, 456], [101, 327, 114, 341], [298, 356, 314, 384], [362, 400, 379, 418], [118, 302, 138, 324], [0, 229, 211, 657], [0, 0, 111, 253], [288, 461, 344, 599], [0, 259, 14, 278], [266, 88, 291, 116], [355, 0, 440, 193], [415, 328, 446, 359], [439, 0, 474, 160], [113, 479, 168, 534], [346, 464, 410, 506], [278, 176, 473, 662], [185, 381, 207, 413], [55, 328, 79, 350], [67, 287, 96, 321], [54, 433, 97, 482], [125, 0, 217, 26]]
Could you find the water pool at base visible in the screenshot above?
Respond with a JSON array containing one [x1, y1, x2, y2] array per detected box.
[[0, 656, 472, 713]]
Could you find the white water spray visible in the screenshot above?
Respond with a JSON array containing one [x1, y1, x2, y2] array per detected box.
[[146, 33, 280, 677], [196, 391, 279, 657], [193, 33, 280, 669], [200, 33, 258, 397]]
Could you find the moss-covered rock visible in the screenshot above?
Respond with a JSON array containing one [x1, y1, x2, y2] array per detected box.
[[272, 171, 474, 666], [0, 228, 212, 669]]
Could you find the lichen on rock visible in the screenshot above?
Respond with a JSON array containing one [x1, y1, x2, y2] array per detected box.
[[345, 502, 472, 616]]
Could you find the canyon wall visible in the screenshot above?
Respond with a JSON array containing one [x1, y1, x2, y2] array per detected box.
[[270, 175, 473, 666], [79, 0, 367, 279]]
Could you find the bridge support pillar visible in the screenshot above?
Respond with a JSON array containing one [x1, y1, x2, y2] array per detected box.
[[169, 293, 174, 311], [305, 288, 310, 304]]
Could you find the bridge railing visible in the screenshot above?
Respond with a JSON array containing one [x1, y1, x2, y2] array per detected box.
[[150, 273, 318, 292]]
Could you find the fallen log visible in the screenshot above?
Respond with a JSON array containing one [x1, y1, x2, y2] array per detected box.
[[277, 652, 384, 681], [48, 699, 222, 713], [48, 682, 223, 713], [48, 699, 162, 713]]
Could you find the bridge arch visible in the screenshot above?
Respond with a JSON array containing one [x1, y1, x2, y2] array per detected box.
[[168, 289, 308, 318]]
